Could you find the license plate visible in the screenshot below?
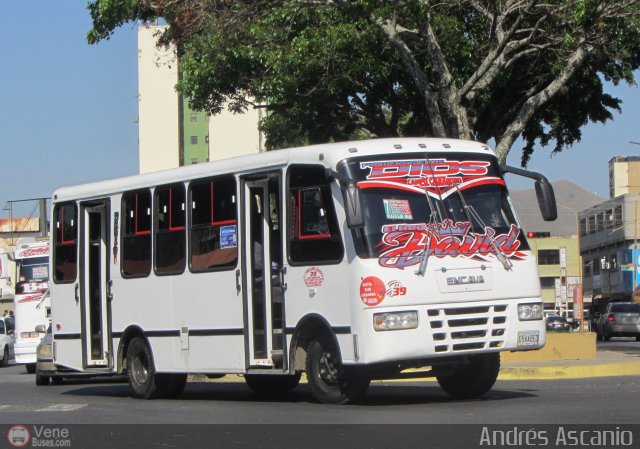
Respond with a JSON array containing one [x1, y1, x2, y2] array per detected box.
[[518, 331, 540, 347]]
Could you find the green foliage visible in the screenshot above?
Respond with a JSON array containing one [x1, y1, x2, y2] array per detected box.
[[86, 0, 640, 161]]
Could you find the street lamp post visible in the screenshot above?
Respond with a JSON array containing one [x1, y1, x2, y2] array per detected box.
[[557, 203, 584, 332]]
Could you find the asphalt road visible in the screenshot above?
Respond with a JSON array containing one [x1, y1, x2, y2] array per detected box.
[[2, 342, 639, 449], [1, 342, 639, 426], [597, 336, 640, 355]]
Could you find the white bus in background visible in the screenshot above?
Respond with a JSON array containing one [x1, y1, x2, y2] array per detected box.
[[49, 138, 556, 404], [13, 241, 50, 373]]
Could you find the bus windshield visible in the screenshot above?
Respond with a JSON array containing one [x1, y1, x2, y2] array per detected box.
[[338, 152, 529, 267], [17, 256, 49, 284]]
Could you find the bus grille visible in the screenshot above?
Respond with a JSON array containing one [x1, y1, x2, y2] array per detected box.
[[427, 304, 507, 353]]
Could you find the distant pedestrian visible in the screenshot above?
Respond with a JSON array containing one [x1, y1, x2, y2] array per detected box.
[[8, 310, 13, 318], [2, 310, 6, 317]]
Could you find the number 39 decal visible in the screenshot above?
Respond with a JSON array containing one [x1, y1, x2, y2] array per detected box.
[[386, 280, 407, 297]]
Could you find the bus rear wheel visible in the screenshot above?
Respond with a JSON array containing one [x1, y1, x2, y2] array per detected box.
[[126, 337, 168, 399], [436, 352, 500, 399], [306, 338, 370, 404], [245, 373, 301, 394]]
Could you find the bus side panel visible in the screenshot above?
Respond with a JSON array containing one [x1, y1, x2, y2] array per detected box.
[[285, 262, 355, 363], [168, 271, 245, 372]]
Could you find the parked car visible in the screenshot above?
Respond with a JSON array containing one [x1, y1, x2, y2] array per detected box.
[[0, 316, 15, 367], [595, 302, 640, 341], [545, 315, 572, 332]]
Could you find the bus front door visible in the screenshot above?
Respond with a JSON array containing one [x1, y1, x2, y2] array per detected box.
[[244, 175, 286, 369], [80, 200, 112, 369]]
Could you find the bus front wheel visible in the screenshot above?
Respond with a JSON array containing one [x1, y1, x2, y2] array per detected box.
[[126, 337, 168, 399], [436, 352, 500, 399], [305, 338, 370, 404]]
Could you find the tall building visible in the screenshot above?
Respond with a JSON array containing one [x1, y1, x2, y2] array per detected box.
[[137, 25, 263, 174], [609, 156, 640, 198]]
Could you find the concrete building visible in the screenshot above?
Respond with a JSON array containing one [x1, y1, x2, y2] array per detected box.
[[137, 25, 263, 174], [527, 235, 581, 315], [579, 194, 640, 299], [574, 155, 640, 302], [609, 156, 640, 199]]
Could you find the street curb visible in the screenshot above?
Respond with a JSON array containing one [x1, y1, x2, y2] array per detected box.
[[498, 362, 640, 380]]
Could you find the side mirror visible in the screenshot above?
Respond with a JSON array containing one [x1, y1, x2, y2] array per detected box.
[[500, 164, 557, 222], [35, 324, 47, 334], [343, 184, 364, 228], [535, 180, 557, 221]]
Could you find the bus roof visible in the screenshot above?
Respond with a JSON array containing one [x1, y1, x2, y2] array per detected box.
[[52, 138, 496, 203]]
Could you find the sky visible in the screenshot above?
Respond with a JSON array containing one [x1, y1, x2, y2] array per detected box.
[[1, 3, 639, 219]]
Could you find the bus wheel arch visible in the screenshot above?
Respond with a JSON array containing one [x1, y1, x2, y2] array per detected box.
[[290, 314, 370, 404], [117, 326, 146, 375], [289, 314, 341, 372]]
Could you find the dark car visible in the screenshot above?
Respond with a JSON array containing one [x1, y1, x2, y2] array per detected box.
[[545, 315, 572, 332], [595, 302, 640, 341]]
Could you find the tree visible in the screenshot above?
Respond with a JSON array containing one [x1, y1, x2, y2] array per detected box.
[[88, 0, 640, 164]]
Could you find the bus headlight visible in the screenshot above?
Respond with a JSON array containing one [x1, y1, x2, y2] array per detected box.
[[518, 303, 543, 321], [373, 311, 418, 331]]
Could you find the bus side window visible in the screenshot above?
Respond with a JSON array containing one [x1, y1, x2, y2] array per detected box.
[[288, 165, 344, 265], [121, 190, 152, 277], [53, 203, 78, 283], [189, 176, 238, 272], [155, 184, 186, 275]]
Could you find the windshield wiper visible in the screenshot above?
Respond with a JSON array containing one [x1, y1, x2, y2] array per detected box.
[[453, 185, 513, 271], [415, 155, 445, 277]]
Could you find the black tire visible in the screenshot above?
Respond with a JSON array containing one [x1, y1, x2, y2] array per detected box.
[[51, 376, 64, 386], [126, 337, 168, 399], [245, 372, 301, 394], [35, 364, 50, 386], [305, 338, 370, 404], [0, 346, 8, 368], [26, 363, 36, 374], [164, 374, 188, 398], [436, 352, 500, 399], [604, 332, 611, 342]]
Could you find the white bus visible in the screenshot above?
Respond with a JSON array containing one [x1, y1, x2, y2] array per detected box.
[[50, 138, 556, 404], [13, 241, 50, 373]]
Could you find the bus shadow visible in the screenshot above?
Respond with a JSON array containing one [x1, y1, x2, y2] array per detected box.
[[61, 381, 538, 405]]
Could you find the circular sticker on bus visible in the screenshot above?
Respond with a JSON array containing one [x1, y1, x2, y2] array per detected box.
[[360, 276, 386, 306], [304, 267, 324, 288]]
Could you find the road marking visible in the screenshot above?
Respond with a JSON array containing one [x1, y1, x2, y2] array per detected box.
[[35, 404, 87, 412], [0, 404, 87, 413]]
